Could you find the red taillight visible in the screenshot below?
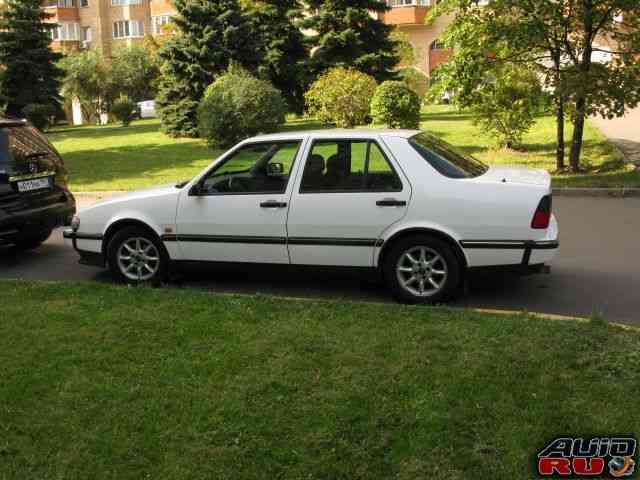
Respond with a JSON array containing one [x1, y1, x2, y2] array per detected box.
[[531, 195, 552, 229]]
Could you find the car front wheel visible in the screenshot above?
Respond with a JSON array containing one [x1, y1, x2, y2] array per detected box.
[[107, 226, 167, 284], [383, 234, 461, 304]]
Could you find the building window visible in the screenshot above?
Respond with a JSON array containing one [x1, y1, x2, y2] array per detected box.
[[151, 14, 172, 34], [80, 0, 89, 6], [386, 0, 430, 7], [430, 39, 446, 50], [50, 22, 80, 41], [111, 0, 143, 5], [81, 26, 92, 42], [56, 0, 76, 7], [113, 20, 145, 38]]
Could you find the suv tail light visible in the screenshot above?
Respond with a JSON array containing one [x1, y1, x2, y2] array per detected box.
[[531, 195, 552, 229]]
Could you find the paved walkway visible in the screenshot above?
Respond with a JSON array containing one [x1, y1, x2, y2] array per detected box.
[[591, 106, 640, 167]]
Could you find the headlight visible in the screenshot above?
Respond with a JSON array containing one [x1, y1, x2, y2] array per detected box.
[[70, 215, 80, 231]]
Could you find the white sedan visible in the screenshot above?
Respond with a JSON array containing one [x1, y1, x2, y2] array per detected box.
[[64, 130, 559, 303]]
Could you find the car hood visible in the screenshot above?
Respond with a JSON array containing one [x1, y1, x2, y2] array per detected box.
[[478, 166, 551, 187], [82, 184, 182, 212]]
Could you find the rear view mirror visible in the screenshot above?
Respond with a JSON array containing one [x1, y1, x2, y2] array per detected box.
[[267, 162, 284, 176]]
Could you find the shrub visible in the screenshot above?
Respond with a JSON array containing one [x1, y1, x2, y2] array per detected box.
[[470, 66, 543, 149], [370, 81, 421, 129], [110, 97, 137, 127], [304, 67, 377, 128], [197, 70, 286, 148], [22, 103, 56, 131], [398, 68, 429, 97]]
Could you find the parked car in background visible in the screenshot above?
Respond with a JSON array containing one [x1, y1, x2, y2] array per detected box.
[[64, 129, 558, 303], [0, 119, 76, 249], [137, 100, 157, 119]]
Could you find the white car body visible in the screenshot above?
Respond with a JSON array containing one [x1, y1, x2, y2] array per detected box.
[[64, 129, 558, 289]]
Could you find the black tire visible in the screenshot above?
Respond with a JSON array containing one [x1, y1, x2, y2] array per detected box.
[[106, 226, 168, 285], [13, 228, 53, 250], [383, 234, 462, 304]]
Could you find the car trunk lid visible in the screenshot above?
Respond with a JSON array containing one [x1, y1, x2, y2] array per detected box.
[[479, 166, 551, 188]]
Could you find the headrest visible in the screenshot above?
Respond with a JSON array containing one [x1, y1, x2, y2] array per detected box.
[[307, 154, 325, 174], [326, 153, 348, 175]]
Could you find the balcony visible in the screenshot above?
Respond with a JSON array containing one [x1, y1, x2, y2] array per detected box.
[[380, 0, 434, 26], [42, 0, 79, 21]]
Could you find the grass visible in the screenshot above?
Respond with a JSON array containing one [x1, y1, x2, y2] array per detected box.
[[1, 279, 639, 479], [47, 108, 638, 191]]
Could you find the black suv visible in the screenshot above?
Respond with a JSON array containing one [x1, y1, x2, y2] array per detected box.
[[0, 119, 75, 249]]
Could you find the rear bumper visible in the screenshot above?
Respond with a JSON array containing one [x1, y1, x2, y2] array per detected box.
[[0, 191, 76, 240], [63, 229, 106, 267]]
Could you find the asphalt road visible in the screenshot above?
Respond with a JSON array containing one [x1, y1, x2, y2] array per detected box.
[[1, 195, 638, 325]]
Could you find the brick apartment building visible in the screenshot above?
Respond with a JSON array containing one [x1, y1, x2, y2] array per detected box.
[[42, 0, 452, 78], [43, 0, 174, 55]]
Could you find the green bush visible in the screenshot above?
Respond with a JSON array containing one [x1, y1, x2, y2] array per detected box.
[[22, 103, 56, 131], [110, 97, 137, 127], [197, 70, 286, 148], [398, 68, 429, 97], [304, 67, 377, 128], [370, 81, 421, 129]]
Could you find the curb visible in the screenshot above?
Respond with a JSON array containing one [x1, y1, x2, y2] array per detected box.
[[552, 187, 640, 197]]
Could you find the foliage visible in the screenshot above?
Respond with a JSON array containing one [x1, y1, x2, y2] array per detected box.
[[391, 29, 417, 67], [110, 45, 160, 103], [59, 49, 113, 125], [370, 81, 421, 129], [0, 0, 62, 117], [398, 68, 429, 97], [469, 66, 543, 149], [110, 97, 137, 127], [431, 0, 640, 170], [245, 0, 310, 114], [155, 0, 259, 137], [302, 0, 399, 82], [22, 104, 56, 131], [305, 67, 377, 128], [197, 70, 286, 148]]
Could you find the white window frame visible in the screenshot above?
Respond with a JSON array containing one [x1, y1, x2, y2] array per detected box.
[[50, 22, 80, 41], [151, 14, 172, 34], [386, 0, 431, 7], [111, 0, 143, 6], [113, 20, 145, 39], [81, 26, 92, 42]]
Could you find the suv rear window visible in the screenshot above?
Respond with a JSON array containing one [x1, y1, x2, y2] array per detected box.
[[409, 132, 488, 179], [0, 124, 62, 177]]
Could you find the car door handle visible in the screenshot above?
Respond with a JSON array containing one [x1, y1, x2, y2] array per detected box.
[[376, 198, 407, 207], [260, 200, 287, 208]]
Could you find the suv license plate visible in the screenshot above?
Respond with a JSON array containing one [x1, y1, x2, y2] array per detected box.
[[17, 176, 52, 193]]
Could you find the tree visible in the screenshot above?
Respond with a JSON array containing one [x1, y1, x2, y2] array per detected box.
[[110, 44, 160, 103], [155, 0, 259, 137], [0, 0, 62, 117], [59, 49, 113, 125], [302, 0, 399, 82], [245, 0, 310, 114], [431, 0, 640, 171]]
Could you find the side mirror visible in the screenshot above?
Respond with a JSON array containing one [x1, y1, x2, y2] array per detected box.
[[189, 181, 203, 196]]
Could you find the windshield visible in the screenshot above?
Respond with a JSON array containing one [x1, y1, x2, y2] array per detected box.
[[409, 132, 489, 179]]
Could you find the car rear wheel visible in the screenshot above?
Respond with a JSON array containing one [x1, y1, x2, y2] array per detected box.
[[107, 226, 168, 284], [383, 234, 462, 304], [13, 228, 53, 250]]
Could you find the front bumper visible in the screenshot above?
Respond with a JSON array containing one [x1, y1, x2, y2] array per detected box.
[[0, 191, 76, 241], [63, 229, 106, 267]]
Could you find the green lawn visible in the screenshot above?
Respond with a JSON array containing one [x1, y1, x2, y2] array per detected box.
[[1, 280, 639, 479], [47, 108, 638, 191]]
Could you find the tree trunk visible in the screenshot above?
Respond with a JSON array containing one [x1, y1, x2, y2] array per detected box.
[[569, 96, 586, 172], [555, 97, 565, 170]]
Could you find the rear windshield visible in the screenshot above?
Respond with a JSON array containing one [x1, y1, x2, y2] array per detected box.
[[409, 132, 489, 179], [0, 125, 62, 176]]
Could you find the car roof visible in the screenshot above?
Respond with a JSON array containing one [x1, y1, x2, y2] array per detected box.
[[250, 128, 420, 142]]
